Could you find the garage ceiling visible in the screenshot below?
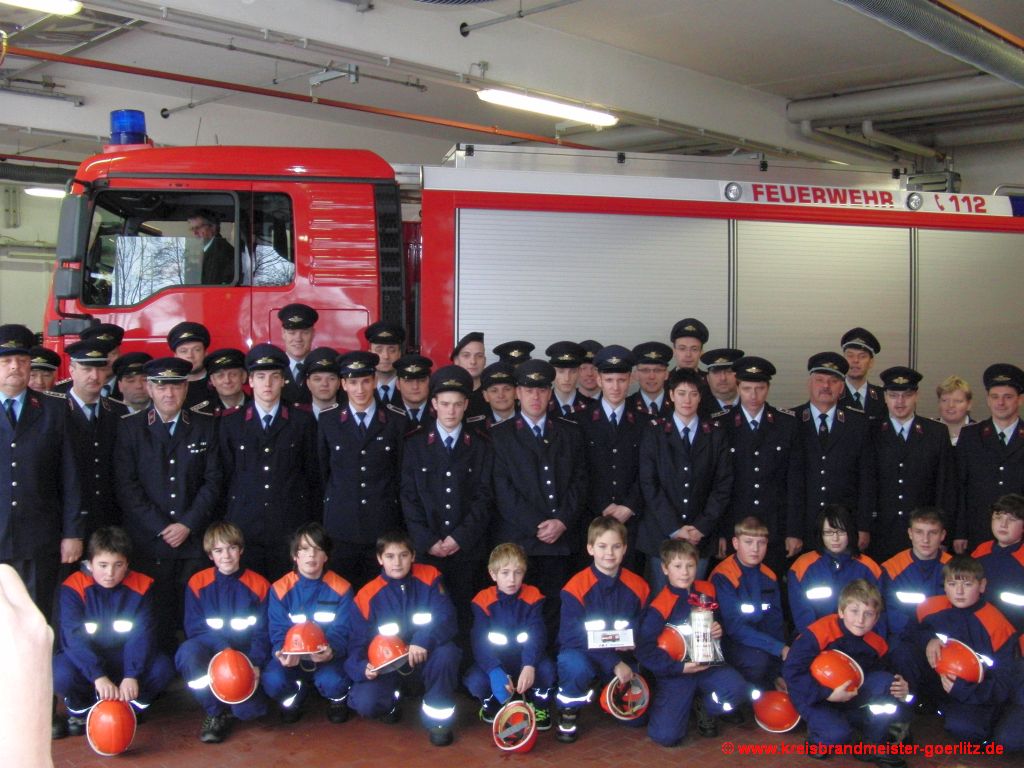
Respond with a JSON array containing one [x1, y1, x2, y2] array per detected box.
[[1, 0, 1023, 165]]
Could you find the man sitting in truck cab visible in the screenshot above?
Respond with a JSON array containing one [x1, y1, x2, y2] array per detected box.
[[189, 209, 234, 286]]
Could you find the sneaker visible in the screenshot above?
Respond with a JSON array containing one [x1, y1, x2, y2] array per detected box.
[[478, 697, 500, 724], [429, 724, 454, 747], [66, 715, 87, 737], [199, 713, 232, 744], [380, 699, 402, 725], [531, 704, 552, 731], [279, 705, 302, 725], [694, 698, 718, 738], [327, 699, 349, 724], [52, 715, 68, 740], [555, 708, 578, 743]]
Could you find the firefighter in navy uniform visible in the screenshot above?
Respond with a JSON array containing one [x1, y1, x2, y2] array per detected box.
[[218, 344, 321, 581], [955, 363, 1024, 552], [701, 348, 744, 416], [401, 365, 493, 655], [52, 323, 125, 398], [577, 345, 648, 572], [545, 341, 596, 420], [715, 356, 803, 578], [792, 352, 876, 555], [838, 327, 886, 419], [477, 362, 518, 427], [0, 323, 83, 614], [868, 366, 957, 564], [450, 332, 488, 418], [278, 303, 318, 406], [489, 359, 586, 643], [301, 346, 346, 420], [319, 350, 408, 589], [167, 321, 214, 409], [61, 339, 128, 538], [197, 348, 249, 417], [395, 354, 434, 429], [112, 352, 153, 414], [365, 321, 405, 407], [28, 346, 60, 392], [576, 340, 603, 400], [626, 341, 673, 418], [114, 357, 223, 652]]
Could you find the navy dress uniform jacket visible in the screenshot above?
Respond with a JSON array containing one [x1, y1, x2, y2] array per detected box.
[[114, 408, 223, 560], [489, 415, 586, 556], [638, 418, 732, 558], [869, 416, 957, 560], [578, 403, 648, 518], [319, 404, 408, 546], [956, 419, 1024, 547], [792, 404, 875, 542], [717, 405, 803, 543], [400, 424, 492, 556], [839, 383, 886, 420], [626, 391, 673, 420], [218, 403, 321, 549], [0, 388, 82, 559], [63, 393, 127, 536]]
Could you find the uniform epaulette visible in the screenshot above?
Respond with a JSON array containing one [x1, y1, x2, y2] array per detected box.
[[555, 416, 579, 426], [776, 407, 796, 417], [190, 401, 214, 416], [466, 414, 486, 423], [710, 408, 728, 419], [55, 376, 71, 387], [121, 410, 142, 419], [319, 403, 339, 413], [41, 389, 66, 399], [104, 396, 125, 406], [386, 403, 407, 416]]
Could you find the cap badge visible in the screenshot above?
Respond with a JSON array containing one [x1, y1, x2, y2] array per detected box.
[[893, 376, 910, 385], [288, 315, 303, 324], [406, 364, 423, 373], [557, 354, 573, 361], [526, 372, 544, 381], [256, 357, 274, 365], [995, 374, 1011, 382], [747, 366, 761, 374], [349, 361, 366, 370], [608, 356, 622, 365], [509, 349, 524, 358], [442, 379, 460, 387], [86, 350, 103, 358], [1, 340, 17, 348], [179, 332, 194, 339]]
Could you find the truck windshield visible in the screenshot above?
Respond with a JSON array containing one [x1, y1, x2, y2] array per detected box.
[[82, 190, 294, 306]]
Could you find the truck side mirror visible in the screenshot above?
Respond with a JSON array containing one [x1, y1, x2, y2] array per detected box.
[[55, 194, 88, 264]]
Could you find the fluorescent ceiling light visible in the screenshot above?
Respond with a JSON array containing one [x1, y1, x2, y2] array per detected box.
[[24, 187, 67, 198], [0, 0, 82, 14], [477, 89, 618, 127]]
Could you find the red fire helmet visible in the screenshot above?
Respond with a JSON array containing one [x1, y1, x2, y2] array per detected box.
[[600, 675, 651, 721], [368, 633, 410, 674], [753, 690, 801, 733], [934, 638, 985, 684], [656, 624, 687, 662], [492, 699, 538, 753], [280, 622, 328, 656], [810, 649, 864, 692], [208, 648, 259, 705], [86, 699, 137, 757]]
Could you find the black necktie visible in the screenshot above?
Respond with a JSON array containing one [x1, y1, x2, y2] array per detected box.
[[818, 413, 829, 439], [4, 398, 16, 428], [86, 402, 98, 423], [899, 426, 906, 442], [165, 420, 174, 436], [380, 385, 390, 403], [853, 392, 862, 406], [444, 435, 454, 454], [750, 419, 758, 431], [533, 424, 543, 441], [356, 411, 367, 437], [648, 400, 658, 416], [1000, 431, 1007, 445], [681, 425, 691, 455], [562, 404, 572, 417], [263, 413, 272, 431], [295, 362, 305, 385], [410, 407, 420, 423]]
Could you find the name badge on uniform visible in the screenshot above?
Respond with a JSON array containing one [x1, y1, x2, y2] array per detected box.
[[587, 629, 634, 650]]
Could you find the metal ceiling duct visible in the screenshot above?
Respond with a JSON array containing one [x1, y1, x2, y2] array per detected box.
[[0, 163, 74, 185], [834, 0, 1024, 88]]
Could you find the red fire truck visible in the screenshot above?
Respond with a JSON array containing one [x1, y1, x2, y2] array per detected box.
[[45, 141, 1024, 409]]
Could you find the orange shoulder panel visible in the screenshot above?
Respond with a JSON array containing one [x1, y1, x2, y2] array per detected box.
[[188, 567, 217, 598], [972, 541, 995, 558], [883, 550, 914, 581], [472, 587, 498, 616], [239, 569, 271, 600], [790, 552, 821, 582], [694, 580, 716, 599], [620, 568, 651, 605], [63, 570, 93, 602], [122, 571, 154, 596], [863, 631, 889, 658], [857, 554, 882, 580], [354, 576, 388, 620], [272, 572, 299, 601], [412, 563, 442, 587], [322, 571, 352, 598], [916, 595, 952, 623], [808, 615, 843, 651], [974, 603, 1017, 652], [759, 564, 778, 582], [648, 587, 679, 621], [710, 557, 742, 589], [562, 568, 599, 605], [940, 551, 952, 564], [520, 584, 544, 606]]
